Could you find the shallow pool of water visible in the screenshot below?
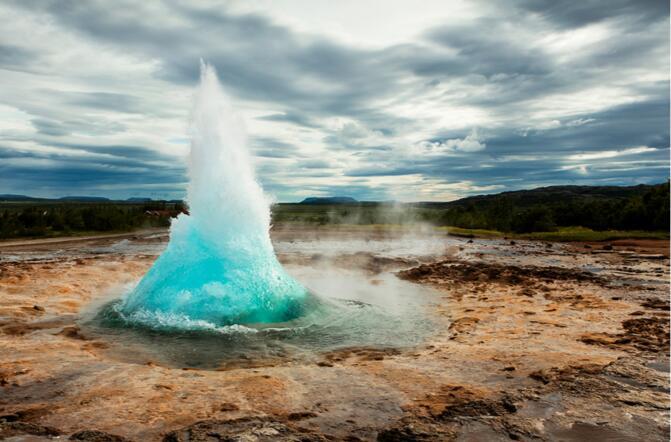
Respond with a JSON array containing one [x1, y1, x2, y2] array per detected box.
[[83, 266, 438, 369]]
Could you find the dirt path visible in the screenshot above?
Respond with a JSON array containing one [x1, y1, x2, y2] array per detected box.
[[0, 229, 168, 249]]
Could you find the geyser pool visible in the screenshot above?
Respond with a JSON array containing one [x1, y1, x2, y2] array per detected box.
[[89, 264, 435, 369], [119, 63, 307, 326]]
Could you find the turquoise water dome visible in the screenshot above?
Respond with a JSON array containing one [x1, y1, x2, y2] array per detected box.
[[120, 63, 307, 327]]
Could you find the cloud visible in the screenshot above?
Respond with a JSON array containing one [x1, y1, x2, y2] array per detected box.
[[257, 111, 320, 128], [419, 129, 486, 154], [0, 44, 36, 68], [0, 0, 668, 201], [566, 146, 657, 161], [295, 159, 332, 169], [250, 136, 301, 159], [509, 0, 669, 29]]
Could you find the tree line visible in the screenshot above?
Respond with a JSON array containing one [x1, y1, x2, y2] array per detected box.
[[434, 182, 669, 233], [0, 202, 184, 239], [1, 183, 668, 239]]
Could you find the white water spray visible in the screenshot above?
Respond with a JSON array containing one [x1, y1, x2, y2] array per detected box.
[[121, 63, 307, 326]]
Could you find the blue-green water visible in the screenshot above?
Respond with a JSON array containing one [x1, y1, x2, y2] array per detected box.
[[86, 268, 434, 369]]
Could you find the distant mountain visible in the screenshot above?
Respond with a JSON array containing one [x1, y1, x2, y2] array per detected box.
[[0, 194, 43, 201], [300, 196, 358, 205], [0, 194, 181, 203], [59, 196, 110, 202]]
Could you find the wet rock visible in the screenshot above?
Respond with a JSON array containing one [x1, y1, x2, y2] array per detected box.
[[329, 252, 420, 275], [219, 402, 239, 412], [641, 298, 670, 310], [519, 287, 535, 297], [33, 304, 45, 312], [528, 370, 551, 384], [397, 260, 605, 286], [448, 317, 480, 336], [581, 316, 670, 354], [439, 397, 517, 419], [603, 244, 613, 250], [377, 423, 448, 441], [70, 429, 132, 441], [57, 325, 89, 340], [1, 317, 73, 336], [285, 411, 318, 421], [622, 317, 670, 353], [321, 347, 401, 363], [0, 407, 49, 423], [163, 417, 325, 442], [548, 421, 638, 442], [0, 421, 61, 438]]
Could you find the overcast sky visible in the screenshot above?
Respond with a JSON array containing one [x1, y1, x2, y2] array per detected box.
[[0, 0, 668, 201]]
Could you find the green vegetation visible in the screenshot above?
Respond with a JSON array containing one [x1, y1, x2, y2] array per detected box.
[[0, 201, 185, 239], [1, 182, 668, 241], [421, 182, 670, 233], [271, 182, 669, 241], [441, 226, 669, 242], [275, 182, 668, 229]]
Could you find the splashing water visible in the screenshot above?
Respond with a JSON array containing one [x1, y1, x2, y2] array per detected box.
[[120, 63, 307, 326]]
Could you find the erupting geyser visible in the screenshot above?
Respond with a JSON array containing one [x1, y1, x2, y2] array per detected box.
[[120, 63, 307, 327]]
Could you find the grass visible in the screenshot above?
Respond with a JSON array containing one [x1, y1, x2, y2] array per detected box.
[[518, 227, 669, 242], [274, 223, 668, 242], [441, 225, 669, 242]]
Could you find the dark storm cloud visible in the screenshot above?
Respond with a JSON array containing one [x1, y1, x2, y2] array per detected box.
[[345, 148, 669, 190], [257, 112, 320, 129], [31, 116, 127, 137], [250, 136, 302, 159], [482, 96, 670, 156], [344, 89, 670, 188], [0, 165, 186, 200], [9, 0, 399, 122], [31, 119, 70, 137], [0, 143, 186, 198], [48, 142, 183, 165], [0, 44, 36, 68], [422, 23, 552, 78], [0, 143, 183, 171], [510, 0, 669, 29], [295, 159, 332, 169], [62, 91, 142, 113]]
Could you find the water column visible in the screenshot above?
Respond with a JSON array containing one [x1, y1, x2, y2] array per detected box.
[[121, 63, 307, 327]]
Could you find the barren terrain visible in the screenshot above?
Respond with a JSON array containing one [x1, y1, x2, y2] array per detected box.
[[0, 228, 668, 441]]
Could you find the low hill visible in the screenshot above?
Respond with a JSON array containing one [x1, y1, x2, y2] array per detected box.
[[0, 194, 43, 201], [419, 182, 669, 233], [434, 184, 659, 208], [59, 196, 110, 202], [299, 196, 358, 205]]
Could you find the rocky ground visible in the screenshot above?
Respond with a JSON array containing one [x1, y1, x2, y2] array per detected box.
[[0, 228, 668, 441]]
